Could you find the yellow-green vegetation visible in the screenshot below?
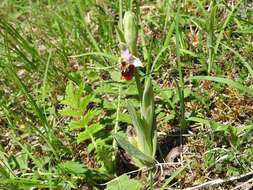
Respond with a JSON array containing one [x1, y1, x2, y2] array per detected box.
[[0, 0, 252, 189]]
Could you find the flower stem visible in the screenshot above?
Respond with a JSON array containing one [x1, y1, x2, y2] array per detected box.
[[134, 69, 143, 100]]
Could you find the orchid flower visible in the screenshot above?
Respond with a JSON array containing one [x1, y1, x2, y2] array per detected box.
[[120, 48, 143, 80]]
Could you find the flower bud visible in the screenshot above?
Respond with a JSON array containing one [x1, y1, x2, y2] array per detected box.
[[123, 11, 138, 54]]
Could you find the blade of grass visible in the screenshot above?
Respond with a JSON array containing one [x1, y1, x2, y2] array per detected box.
[[161, 164, 188, 190], [69, 52, 118, 61], [175, 5, 187, 132], [207, 1, 217, 74], [151, 21, 175, 73], [221, 43, 253, 78], [214, 0, 243, 54], [4, 36, 59, 159], [42, 51, 52, 110], [188, 76, 253, 96]]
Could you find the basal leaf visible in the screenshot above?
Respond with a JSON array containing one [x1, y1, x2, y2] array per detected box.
[[141, 77, 155, 133], [127, 101, 153, 157], [113, 132, 154, 165]]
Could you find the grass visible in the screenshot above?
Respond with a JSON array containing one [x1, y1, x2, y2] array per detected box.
[[0, 0, 253, 189]]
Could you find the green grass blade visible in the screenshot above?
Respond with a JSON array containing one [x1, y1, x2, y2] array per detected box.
[[188, 76, 253, 96], [214, 0, 243, 54], [161, 164, 188, 190], [222, 43, 253, 78]]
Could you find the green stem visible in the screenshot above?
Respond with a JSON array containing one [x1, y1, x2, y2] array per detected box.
[[149, 169, 154, 190], [119, 0, 123, 30], [134, 70, 143, 100], [175, 4, 187, 132], [113, 85, 121, 157]]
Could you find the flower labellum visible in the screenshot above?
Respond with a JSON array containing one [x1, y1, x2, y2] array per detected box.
[[120, 49, 143, 80]]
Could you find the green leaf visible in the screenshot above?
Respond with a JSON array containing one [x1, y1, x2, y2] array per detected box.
[[127, 101, 149, 154], [158, 88, 173, 101], [62, 82, 78, 109], [106, 174, 142, 190], [141, 77, 156, 157], [124, 84, 138, 96], [79, 95, 93, 111], [187, 117, 211, 126], [69, 119, 85, 131], [113, 132, 154, 165], [15, 152, 28, 170], [95, 83, 119, 94], [77, 124, 104, 143], [111, 112, 131, 124], [61, 82, 86, 110], [58, 161, 88, 175], [172, 88, 191, 105], [0, 166, 10, 178], [96, 139, 115, 174], [110, 70, 121, 82], [59, 108, 82, 117], [83, 109, 102, 125], [141, 77, 155, 132]]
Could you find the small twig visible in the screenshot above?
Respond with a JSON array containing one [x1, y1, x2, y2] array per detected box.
[[183, 171, 253, 190], [232, 177, 253, 190]]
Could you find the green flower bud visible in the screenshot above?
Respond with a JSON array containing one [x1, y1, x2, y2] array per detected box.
[[123, 11, 138, 54]]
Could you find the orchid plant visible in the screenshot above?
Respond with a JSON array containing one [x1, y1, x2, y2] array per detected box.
[[114, 11, 157, 168]]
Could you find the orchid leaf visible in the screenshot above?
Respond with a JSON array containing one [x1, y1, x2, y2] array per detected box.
[[113, 132, 154, 165], [126, 101, 150, 155], [141, 77, 155, 132], [141, 77, 156, 157]]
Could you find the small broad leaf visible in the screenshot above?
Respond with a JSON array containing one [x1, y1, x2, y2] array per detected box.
[[0, 166, 10, 178], [113, 132, 154, 165], [95, 83, 118, 94], [77, 124, 104, 143], [110, 70, 121, 81], [69, 119, 85, 131], [111, 112, 131, 124], [59, 108, 82, 117], [172, 88, 191, 105], [106, 174, 141, 190], [83, 109, 102, 125], [124, 84, 138, 95], [96, 139, 115, 174], [15, 151, 28, 170], [58, 161, 88, 175], [62, 82, 79, 109], [79, 95, 93, 111]]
